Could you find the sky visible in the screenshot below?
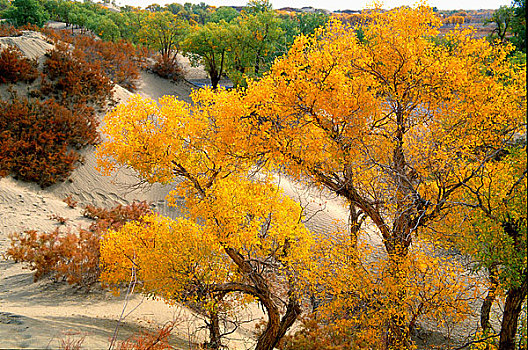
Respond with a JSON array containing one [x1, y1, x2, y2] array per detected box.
[[115, 0, 512, 12]]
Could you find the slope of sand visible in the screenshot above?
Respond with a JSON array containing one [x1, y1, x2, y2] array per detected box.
[[0, 31, 356, 349], [0, 32, 241, 349]]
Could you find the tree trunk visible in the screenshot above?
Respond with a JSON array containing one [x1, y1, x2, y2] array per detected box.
[[255, 300, 281, 350], [481, 269, 499, 332], [386, 313, 410, 350], [384, 278, 411, 350], [498, 278, 527, 350], [349, 202, 361, 248], [384, 243, 411, 350], [205, 310, 222, 349], [210, 74, 220, 90], [255, 296, 301, 350]]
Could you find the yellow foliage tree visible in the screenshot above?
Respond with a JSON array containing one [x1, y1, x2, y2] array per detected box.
[[97, 94, 313, 350], [433, 147, 527, 349], [221, 5, 524, 348], [97, 4, 525, 350]]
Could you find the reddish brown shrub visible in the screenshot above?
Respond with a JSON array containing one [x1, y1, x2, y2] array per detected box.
[[151, 53, 183, 81], [0, 46, 39, 84], [117, 323, 175, 350], [6, 202, 152, 287], [43, 42, 114, 106], [49, 214, 68, 225], [0, 97, 99, 187], [19, 23, 41, 32], [82, 201, 151, 231], [41, 30, 147, 91], [73, 36, 147, 91], [63, 195, 78, 208], [58, 331, 86, 350], [0, 23, 22, 37]]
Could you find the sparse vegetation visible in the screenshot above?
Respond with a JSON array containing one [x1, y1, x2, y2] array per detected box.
[[63, 195, 78, 209], [49, 214, 68, 225], [0, 45, 39, 84], [6, 201, 151, 287], [116, 323, 175, 350], [0, 97, 99, 187]]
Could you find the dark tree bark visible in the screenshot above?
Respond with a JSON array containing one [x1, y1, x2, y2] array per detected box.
[[498, 218, 527, 350], [481, 268, 499, 332], [205, 310, 222, 349], [255, 295, 301, 350], [498, 275, 527, 350]]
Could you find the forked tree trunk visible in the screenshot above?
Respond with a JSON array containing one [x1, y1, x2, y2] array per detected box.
[[255, 296, 301, 350]]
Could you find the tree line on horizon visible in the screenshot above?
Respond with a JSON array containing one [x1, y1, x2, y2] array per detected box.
[[0, 0, 329, 88], [0, 0, 525, 88]]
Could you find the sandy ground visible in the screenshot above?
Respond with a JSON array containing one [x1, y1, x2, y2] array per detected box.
[[0, 30, 357, 349]]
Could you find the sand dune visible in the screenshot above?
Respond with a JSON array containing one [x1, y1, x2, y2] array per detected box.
[[0, 31, 219, 348]]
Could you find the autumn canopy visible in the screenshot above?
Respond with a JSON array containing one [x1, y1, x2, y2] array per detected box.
[[97, 4, 526, 350]]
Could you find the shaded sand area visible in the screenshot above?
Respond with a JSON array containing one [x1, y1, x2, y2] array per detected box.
[[0, 30, 354, 348]]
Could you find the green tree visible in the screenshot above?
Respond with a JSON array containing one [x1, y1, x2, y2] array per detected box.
[[245, 0, 272, 14], [277, 11, 329, 56], [87, 14, 120, 41], [485, 5, 515, 43], [0, 0, 9, 12], [183, 21, 231, 89], [209, 6, 239, 23], [225, 8, 283, 86], [510, 0, 526, 52], [138, 11, 188, 68], [119, 9, 147, 43], [3, 0, 49, 27], [165, 2, 186, 16], [180, 2, 212, 24]]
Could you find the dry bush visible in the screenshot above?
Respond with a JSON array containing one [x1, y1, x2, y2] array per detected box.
[[58, 331, 86, 350], [42, 41, 114, 107], [0, 97, 99, 187], [117, 323, 175, 350], [0, 23, 22, 37], [0, 46, 39, 84], [82, 201, 151, 230], [49, 214, 68, 225], [73, 36, 147, 91], [63, 195, 78, 208], [151, 53, 184, 81], [42, 29, 147, 91], [6, 202, 151, 287]]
